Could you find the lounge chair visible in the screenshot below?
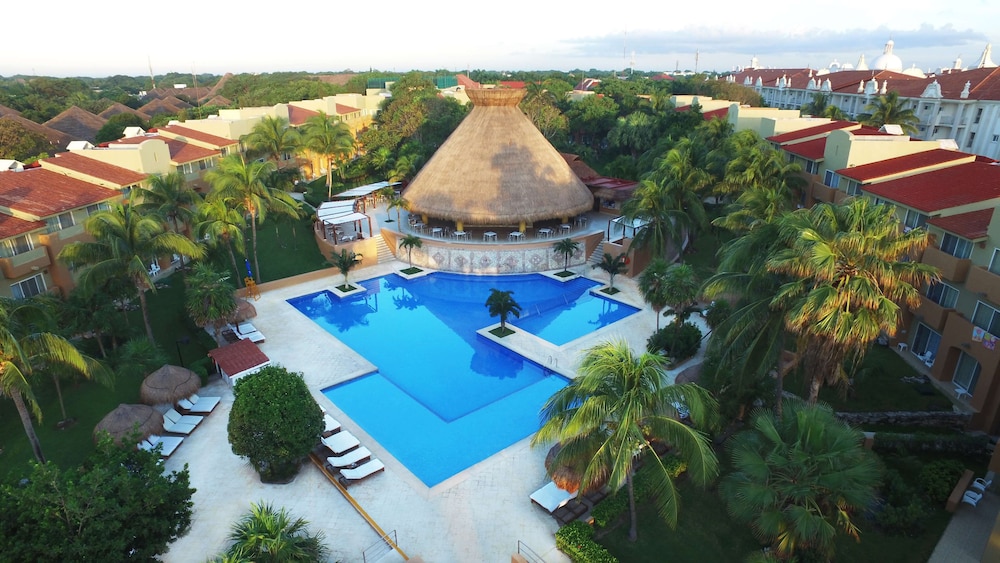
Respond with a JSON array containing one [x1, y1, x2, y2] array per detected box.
[[326, 446, 372, 469], [234, 322, 265, 344], [321, 431, 359, 454], [322, 413, 341, 436], [972, 477, 994, 493], [140, 434, 184, 457], [178, 393, 220, 414], [530, 481, 577, 513], [338, 458, 384, 485], [162, 409, 202, 435], [963, 490, 984, 507], [165, 408, 203, 427]]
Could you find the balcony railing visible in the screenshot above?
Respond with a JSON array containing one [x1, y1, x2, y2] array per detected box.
[[0, 246, 51, 279], [966, 266, 1000, 305], [810, 182, 837, 204], [914, 295, 952, 332], [922, 246, 971, 283]]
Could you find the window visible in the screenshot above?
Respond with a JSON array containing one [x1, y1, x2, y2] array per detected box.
[[823, 170, 840, 188], [923, 104, 931, 111], [4, 234, 32, 257], [940, 233, 973, 259], [953, 351, 982, 396], [967, 132, 976, 148], [805, 160, 819, 174], [993, 135, 999, 143], [903, 209, 928, 230], [182, 163, 194, 174], [873, 197, 889, 206], [990, 249, 1000, 275], [975, 108, 983, 124], [57, 212, 75, 230], [926, 282, 959, 308], [11, 273, 44, 300], [844, 179, 862, 196], [972, 301, 1000, 338], [199, 159, 208, 170], [912, 323, 941, 358]]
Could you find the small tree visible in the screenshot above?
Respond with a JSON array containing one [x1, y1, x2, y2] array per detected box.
[[228, 366, 323, 483], [334, 248, 363, 290], [224, 502, 329, 563], [594, 252, 628, 292], [485, 288, 522, 333], [398, 234, 423, 269], [553, 238, 580, 274], [0, 434, 194, 561], [387, 194, 409, 224], [184, 262, 238, 331], [638, 258, 669, 331]]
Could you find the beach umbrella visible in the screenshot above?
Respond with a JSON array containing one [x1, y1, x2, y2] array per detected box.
[[93, 403, 164, 444], [140, 364, 201, 405], [231, 300, 257, 323], [545, 443, 586, 494]]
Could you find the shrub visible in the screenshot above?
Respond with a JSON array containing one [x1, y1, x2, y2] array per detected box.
[[555, 521, 618, 563], [647, 322, 702, 361], [873, 432, 989, 457], [874, 468, 930, 536], [702, 299, 731, 330], [591, 454, 688, 528], [228, 365, 324, 483], [917, 459, 967, 503]]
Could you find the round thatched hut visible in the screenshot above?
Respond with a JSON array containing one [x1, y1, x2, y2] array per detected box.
[[405, 88, 593, 232]]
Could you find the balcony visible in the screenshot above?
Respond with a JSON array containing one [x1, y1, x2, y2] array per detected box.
[[0, 246, 51, 279], [966, 266, 1000, 305], [914, 295, 953, 332], [922, 246, 971, 283], [811, 182, 837, 204]]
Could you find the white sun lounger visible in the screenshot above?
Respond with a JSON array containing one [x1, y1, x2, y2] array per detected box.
[[162, 409, 201, 435], [165, 408, 203, 427], [235, 322, 266, 343], [530, 481, 577, 513], [321, 431, 359, 454], [326, 446, 372, 469], [338, 458, 385, 484], [323, 413, 341, 435], [139, 434, 184, 457], [178, 393, 220, 414]]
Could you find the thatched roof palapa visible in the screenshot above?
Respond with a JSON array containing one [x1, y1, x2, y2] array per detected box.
[[405, 88, 593, 225], [140, 364, 201, 405], [94, 403, 164, 444]]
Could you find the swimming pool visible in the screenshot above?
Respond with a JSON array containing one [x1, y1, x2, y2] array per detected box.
[[287, 272, 638, 486]]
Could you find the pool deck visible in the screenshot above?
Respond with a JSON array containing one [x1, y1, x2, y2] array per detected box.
[[162, 225, 709, 562]]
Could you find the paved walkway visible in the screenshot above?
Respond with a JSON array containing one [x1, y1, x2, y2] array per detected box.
[[929, 491, 1000, 563]]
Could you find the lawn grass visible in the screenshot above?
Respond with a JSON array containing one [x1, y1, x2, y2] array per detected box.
[[489, 326, 515, 337], [784, 345, 954, 412], [401, 267, 423, 275], [217, 215, 330, 284]]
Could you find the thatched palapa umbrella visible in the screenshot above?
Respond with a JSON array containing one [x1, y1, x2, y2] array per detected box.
[[545, 443, 587, 494], [94, 403, 164, 444], [140, 364, 201, 405], [405, 88, 593, 230], [231, 300, 257, 323]]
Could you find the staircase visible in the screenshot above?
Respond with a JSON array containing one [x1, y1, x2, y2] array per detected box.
[[588, 243, 604, 266], [374, 235, 396, 264]]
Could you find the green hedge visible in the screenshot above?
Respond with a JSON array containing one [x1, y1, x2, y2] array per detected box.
[[591, 453, 688, 528], [873, 432, 990, 457], [556, 521, 618, 563]]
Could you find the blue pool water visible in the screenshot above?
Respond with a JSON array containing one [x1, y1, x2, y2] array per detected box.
[[287, 272, 638, 486]]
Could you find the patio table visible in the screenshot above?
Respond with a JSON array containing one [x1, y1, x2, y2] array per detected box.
[[483, 231, 497, 242]]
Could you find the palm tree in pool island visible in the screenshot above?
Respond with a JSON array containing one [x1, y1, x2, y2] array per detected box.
[[553, 238, 580, 275], [533, 339, 719, 541], [334, 249, 363, 290], [398, 234, 422, 270], [485, 288, 522, 335]]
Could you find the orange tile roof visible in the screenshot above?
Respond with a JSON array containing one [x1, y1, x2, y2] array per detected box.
[[334, 103, 361, 116], [158, 124, 238, 148], [862, 161, 1000, 213], [836, 149, 972, 182], [927, 208, 993, 240], [768, 121, 858, 144], [111, 135, 218, 164], [208, 339, 270, 376], [0, 168, 118, 218], [288, 105, 320, 126], [40, 151, 148, 187], [783, 138, 826, 160], [0, 214, 45, 239]]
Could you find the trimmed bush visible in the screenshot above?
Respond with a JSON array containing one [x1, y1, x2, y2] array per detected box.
[[556, 521, 618, 563], [873, 432, 990, 457], [591, 454, 688, 528], [875, 468, 930, 536], [647, 322, 702, 362], [917, 459, 967, 503]]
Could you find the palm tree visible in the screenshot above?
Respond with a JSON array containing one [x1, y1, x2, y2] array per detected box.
[[533, 339, 719, 541], [334, 249, 363, 289], [184, 262, 238, 331], [721, 400, 880, 560], [801, 92, 847, 119], [859, 91, 920, 135], [302, 112, 354, 199], [226, 502, 329, 563], [387, 194, 409, 224], [1, 296, 107, 463], [133, 171, 201, 238], [195, 197, 247, 287], [398, 234, 422, 269], [638, 258, 669, 331], [594, 252, 628, 292], [206, 154, 279, 283], [485, 288, 522, 332], [769, 198, 938, 403], [553, 238, 580, 274], [59, 204, 205, 344], [662, 263, 699, 331], [242, 116, 299, 165]]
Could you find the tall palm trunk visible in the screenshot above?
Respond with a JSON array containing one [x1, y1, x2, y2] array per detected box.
[[137, 283, 155, 344], [12, 392, 45, 463], [171, 216, 187, 268], [250, 210, 261, 283], [225, 238, 244, 288], [52, 374, 67, 421], [627, 470, 638, 542]]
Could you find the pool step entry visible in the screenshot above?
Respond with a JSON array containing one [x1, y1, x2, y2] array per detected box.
[[374, 235, 395, 264]]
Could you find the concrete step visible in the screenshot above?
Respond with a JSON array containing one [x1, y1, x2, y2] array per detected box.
[[374, 235, 395, 264]]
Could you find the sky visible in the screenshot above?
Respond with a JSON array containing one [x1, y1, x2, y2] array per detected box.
[[4, 0, 998, 78]]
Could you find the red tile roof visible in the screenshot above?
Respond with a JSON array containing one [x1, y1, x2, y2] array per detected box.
[[783, 138, 826, 160], [334, 103, 360, 116], [927, 208, 994, 240], [768, 121, 858, 144], [731, 67, 1000, 101], [288, 105, 321, 127], [0, 214, 45, 239], [208, 339, 270, 377], [702, 107, 729, 121], [110, 135, 218, 164], [158, 124, 238, 148], [0, 168, 119, 218], [40, 151, 148, 187], [862, 161, 1000, 212], [836, 149, 972, 181]]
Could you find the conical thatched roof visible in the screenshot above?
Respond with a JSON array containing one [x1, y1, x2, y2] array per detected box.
[[140, 364, 200, 405], [94, 403, 163, 444], [405, 88, 593, 225]]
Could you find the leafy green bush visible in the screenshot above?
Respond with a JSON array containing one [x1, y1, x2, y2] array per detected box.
[[555, 521, 618, 563], [875, 469, 930, 536], [647, 322, 703, 361], [591, 454, 688, 528], [873, 432, 989, 457], [702, 299, 731, 330], [917, 459, 967, 503]]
